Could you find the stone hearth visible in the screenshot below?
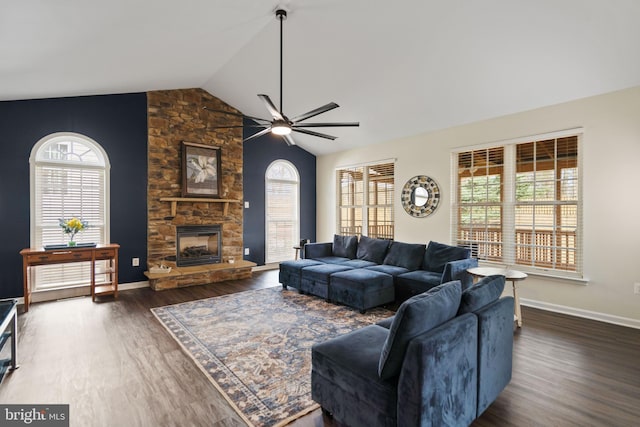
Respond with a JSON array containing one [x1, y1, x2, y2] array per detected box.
[[146, 88, 254, 290]]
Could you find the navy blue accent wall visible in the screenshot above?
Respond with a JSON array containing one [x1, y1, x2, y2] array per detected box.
[[243, 119, 316, 265], [0, 93, 148, 298]]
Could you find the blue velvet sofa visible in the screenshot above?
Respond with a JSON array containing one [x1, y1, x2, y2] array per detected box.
[[311, 276, 514, 426], [279, 235, 478, 311]]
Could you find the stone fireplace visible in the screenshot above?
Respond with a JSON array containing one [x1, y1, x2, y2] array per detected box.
[[176, 224, 222, 267], [145, 88, 254, 290]]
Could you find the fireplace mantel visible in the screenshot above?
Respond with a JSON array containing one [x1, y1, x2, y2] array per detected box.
[[159, 197, 241, 218]]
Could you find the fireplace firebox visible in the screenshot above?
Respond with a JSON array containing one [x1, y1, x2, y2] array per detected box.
[[176, 225, 222, 267]]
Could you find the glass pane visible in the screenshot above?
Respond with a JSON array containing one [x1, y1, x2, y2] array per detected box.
[[515, 205, 534, 228], [533, 205, 555, 230], [560, 205, 577, 227]]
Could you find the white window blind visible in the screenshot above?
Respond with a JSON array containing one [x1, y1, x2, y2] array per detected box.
[[337, 161, 394, 239], [452, 133, 581, 277], [31, 133, 109, 290], [265, 160, 299, 263]]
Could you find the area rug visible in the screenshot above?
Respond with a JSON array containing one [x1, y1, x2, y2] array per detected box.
[[151, 286, 392, 427]]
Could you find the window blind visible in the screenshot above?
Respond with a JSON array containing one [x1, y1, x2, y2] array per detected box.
[[265, 161, 299, 263], [452, 134, 581, 276], [337, 161, 394, 239], [31, 134, 108, 290]]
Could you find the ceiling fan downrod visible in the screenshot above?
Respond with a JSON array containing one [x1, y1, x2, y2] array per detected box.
[[276, 9, 287, 115]]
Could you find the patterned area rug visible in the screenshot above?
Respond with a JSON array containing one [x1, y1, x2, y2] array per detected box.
[[151, 286, 392, 427]]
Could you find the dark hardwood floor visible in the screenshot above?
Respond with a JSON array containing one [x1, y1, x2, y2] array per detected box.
[[1, 270, 638, 426]]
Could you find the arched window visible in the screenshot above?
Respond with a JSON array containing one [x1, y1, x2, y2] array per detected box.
[[265, 160, 299, 263], [30, 132, 110, 290]]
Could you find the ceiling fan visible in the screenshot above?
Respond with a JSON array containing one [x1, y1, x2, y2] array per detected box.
[[205, 9, 359, 146]]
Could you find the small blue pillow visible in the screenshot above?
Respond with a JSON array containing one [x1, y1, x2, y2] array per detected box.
[[378, 280, 462, 380], [457, 275, 506, 314], [356, 236, 390, 264], [383, 241, 426, 270], [423, 241, 471, 273], [333, 234, 358, 259]]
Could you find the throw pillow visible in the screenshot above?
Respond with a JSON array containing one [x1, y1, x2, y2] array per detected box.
[[423, 241, 471, 273], [378, 280, 462, 380], [332, 234, 358, 259], [356, 235, 390, 264], [383, 241, 426, 270], [457, 274, 506, 315]]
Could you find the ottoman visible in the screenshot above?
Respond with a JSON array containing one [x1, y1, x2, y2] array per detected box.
[[300, 264, 354, 300], [279, 259, 324, 290], [330, 269, 395, 313]]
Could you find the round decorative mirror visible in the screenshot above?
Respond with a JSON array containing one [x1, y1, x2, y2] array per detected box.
[[401, 175, 440, 217]]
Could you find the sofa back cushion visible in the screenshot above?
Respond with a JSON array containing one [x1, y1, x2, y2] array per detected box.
[[423, 241, 471, 273], [378, 280, 462, 380], [333, 234, 358, 259], [383, 241, 426, 271], [356, 236, 390, 264], [457, 274, 506, 315]]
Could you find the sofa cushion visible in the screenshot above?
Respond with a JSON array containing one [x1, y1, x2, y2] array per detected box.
[[378, 280, 462, 380], [383, 241, 426, 271], [457, 275, 506, 315], [340, 259, 378, 269], [376, 316, 395, 329], [313, 256, 351, 264], [356, 236, 390, 264], [333, 234, 358, 259], [423, 241, 471, 273], [396, 270, 442, 288], [312, 325, 398, 417], [365, 264, 409, 278]]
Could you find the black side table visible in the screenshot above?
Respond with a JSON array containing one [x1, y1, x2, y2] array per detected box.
[[0, 298, 18, 383]]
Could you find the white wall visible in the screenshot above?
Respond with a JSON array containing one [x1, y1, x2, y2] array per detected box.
[[317, 86, 640, 326]]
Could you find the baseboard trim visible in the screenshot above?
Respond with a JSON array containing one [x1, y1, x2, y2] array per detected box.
[[521, 298, 640, 330], [119, 280, 150, 291], [252, 263, 279, 272]]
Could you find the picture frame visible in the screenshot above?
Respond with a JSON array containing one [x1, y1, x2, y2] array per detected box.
[[181, 142, 222, 198]]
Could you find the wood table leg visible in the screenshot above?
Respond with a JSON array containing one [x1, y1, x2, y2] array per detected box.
[[512, 280, 522, 327]]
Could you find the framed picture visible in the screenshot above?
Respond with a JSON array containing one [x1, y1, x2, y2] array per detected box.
[[181, 142, 222, 198]]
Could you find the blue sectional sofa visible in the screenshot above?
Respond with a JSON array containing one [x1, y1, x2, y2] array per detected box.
[[311, 276, 514, 426], [279, 235, 478, 312]]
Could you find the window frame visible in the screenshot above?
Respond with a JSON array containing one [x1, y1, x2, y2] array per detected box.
[[336, 159, 395, 239], [264, 159, 300, 264], [29, 132, 111, 290], [451, 129, 583, 279]]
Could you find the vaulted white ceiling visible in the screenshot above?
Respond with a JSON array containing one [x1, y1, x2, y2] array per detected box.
[[3, 0, 640, 155]]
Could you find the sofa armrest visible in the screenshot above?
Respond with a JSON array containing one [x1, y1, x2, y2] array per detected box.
[[474, 296, 514, 417], [397, 313, 478, 427], [304, 242, 332, 259], [441, 258, 478, 290]]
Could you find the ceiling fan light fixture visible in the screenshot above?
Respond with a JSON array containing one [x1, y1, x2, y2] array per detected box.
[[271, 120, 292, 135]]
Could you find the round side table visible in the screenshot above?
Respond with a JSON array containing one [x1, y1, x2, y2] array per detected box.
[[467, 267, 528, 328]]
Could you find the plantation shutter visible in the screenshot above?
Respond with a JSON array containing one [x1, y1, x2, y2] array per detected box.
[[31, 134, 108, 290]]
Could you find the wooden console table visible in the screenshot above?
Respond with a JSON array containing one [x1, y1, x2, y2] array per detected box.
[[20, 244, 120, 312]]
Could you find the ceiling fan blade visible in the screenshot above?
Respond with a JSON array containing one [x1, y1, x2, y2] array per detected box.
[[291, 102, 339, 123], [282, 134, 296, 146], [292, 122, 359, 128], [258, 94, 284, 121], [292, 128, 337, 140], [243, 127, 272, 143], [209, 124, 269, 129], [202, 106, 270, 123]]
